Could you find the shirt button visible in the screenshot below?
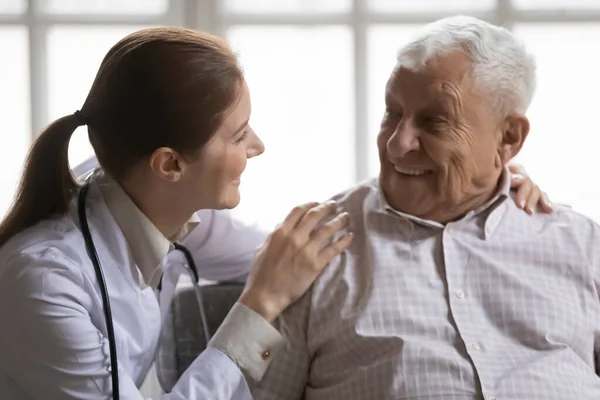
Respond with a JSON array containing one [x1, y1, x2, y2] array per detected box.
[[455, 289, 465, 299], [488, 397, 497, 400], [485, 225, 492, 235], [261, 350, 271, 360], [472, 343, 482, 351]]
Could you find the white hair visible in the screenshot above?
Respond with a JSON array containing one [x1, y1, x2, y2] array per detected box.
[[396, 16, 536, 115]]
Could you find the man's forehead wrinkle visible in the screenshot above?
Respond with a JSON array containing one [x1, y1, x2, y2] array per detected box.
[[386, 65, 469, 114], [439, 81, 463, 115]]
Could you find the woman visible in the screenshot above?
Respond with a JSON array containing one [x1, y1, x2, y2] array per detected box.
[[0, 27, 549, 400]]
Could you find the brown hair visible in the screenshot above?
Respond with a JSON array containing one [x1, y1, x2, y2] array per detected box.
[[0, 27, 243, 247]]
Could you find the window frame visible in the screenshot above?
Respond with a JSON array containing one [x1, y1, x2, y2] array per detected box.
[[214, 0, 600, 181], [2, 0, 600, 181]]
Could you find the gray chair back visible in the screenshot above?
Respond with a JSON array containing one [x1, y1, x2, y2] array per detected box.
[[156, 282, 245, 392]]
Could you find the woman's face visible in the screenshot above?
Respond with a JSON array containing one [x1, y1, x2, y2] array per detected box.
[[184, 80, 264, 210]]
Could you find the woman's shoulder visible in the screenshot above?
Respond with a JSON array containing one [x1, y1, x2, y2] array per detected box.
[[0, 215, 99, 339], [0, 212, 85, 272]]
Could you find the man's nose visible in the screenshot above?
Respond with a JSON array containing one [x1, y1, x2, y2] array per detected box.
[[387, 121, 420, 158]]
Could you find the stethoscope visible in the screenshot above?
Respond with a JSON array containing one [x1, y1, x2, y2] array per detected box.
[[77, 177, 211, 400]]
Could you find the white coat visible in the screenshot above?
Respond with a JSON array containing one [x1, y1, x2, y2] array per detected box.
[[0, 165, 271, 399]]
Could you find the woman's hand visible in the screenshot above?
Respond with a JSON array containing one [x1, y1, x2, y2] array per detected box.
[[239, 201, 352, 322], [509, 163, 553, 215]]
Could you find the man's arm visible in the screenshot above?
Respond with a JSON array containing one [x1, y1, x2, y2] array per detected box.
[[251, 291, 312, 400], [592, 227, 600, 375], [578, 213, 600, 375]]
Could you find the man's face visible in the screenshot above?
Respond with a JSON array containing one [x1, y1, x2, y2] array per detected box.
[[377, 51, 514, 222]]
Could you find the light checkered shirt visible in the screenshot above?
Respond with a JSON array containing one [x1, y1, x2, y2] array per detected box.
[[252, 169, 600, 400]]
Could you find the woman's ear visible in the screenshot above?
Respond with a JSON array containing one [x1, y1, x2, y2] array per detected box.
[[498, 114, 530, 164], [149, 147, 187, 182]]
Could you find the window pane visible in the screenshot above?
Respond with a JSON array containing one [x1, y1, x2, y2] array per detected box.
[[513, 24, 600, 222], [0, 0, 26, 13], [368, 0, 494, 13], [47, 26, 145, 168], [0, 27, 30, 217], [366, 25, 421, 177], [227, 26, 354, 230], [42, 0, 167, 15], [514, 0, 600, 9], [223, 0, 350, 14]]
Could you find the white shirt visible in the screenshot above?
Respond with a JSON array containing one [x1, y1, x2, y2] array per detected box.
[[0, 170, 284, 399]]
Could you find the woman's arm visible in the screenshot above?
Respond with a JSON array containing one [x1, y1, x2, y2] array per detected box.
[[0, 251, 251, 400], [165, 202, 351, 395]]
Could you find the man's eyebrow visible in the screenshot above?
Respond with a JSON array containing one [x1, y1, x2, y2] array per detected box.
[[385, 89, 403, 106], [428, 98, 454, 114]]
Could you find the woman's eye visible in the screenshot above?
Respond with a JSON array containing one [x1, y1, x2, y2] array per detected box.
[[233, 130, 248, 145]]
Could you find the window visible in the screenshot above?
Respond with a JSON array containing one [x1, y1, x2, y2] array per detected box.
[[41, 0, 168, 14], [513, 23, 600, 221], [227, 25, 355, 228], [514, 0, 600, 9], [220, 0, 600, 226], [0, 0, 180, 219], [366, 25, 420, 177], [0, 26, 29, 217], [2, 0, 600, 226], [367, 0, 494, 13], [0, 0, 25, 14], [47, 25, 148, 167], [224, 0, 351, 14]]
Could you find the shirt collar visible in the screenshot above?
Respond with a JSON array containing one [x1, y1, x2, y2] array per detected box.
[[97, 172, 200, 289], [375, 166, 511, 237]]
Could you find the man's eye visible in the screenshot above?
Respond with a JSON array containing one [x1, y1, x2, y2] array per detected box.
[[385, 108, 403, 118], [423, 116, 446, 125]]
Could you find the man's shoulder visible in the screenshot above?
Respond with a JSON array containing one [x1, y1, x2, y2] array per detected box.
[[505, 199, 600, 256], [525, 201, 600, 233], [327, 177, 381, 213], [549, 203, 600, 238]]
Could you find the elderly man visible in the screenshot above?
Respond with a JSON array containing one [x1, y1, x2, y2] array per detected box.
[[252, 16, 600, 400]]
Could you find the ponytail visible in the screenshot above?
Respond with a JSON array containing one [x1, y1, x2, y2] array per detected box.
[[0, 114, 82, 247]]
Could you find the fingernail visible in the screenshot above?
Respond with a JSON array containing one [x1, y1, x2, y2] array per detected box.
[[543, 194, 552, 208], [519, 200, 525, 209]]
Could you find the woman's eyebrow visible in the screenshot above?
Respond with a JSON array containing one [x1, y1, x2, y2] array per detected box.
[[231, 119, 249, 135]]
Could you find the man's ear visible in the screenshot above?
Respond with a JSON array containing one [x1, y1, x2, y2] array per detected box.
[[149, 147, 187, 183], [498, 114, 530, 164]]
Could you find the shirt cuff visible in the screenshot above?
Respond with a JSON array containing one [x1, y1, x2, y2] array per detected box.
[[208, 302, 285, 382]]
